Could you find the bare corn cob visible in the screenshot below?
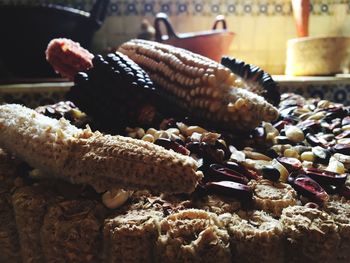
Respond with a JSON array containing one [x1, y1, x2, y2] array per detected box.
[[281, 206, 340, 263], [220, 210, 285, 263], [118, 39, 279, 131], [249, 179, 298, 217], [41, 199, 106, 263], [0, 104, 203, 194], [12, 184, 58, 263], [323, 197, 350, 263], [156, 209, 232, 263], [0, 150, 21, 263], [104, 208, 163, 263]]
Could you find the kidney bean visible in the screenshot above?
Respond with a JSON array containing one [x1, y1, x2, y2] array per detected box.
[[292, 175, 329, 204], [207, 164, 249, 185], [205, 181, 253, 200], [304, 168, 348, 187], [155, 138, 190, 155]]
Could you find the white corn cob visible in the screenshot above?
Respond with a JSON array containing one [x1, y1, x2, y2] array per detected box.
[[0, 104, 203, 194], [118, 39, 279, 131]]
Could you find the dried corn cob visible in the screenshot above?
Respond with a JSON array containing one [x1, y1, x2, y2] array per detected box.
[[249, 179, 298, 217], [221, 56, 280, 106], [67, 52, 159, 133], [323, 197, 350, 263], [46, 38, 94, 81], [156, 209, 232, 263], [104, 208, 163, 263], [0, 150, 21, 263], [12, 184, 58, 263], [41, 199, 106, 263], [118, 39, 279, 131], [281, 206, 340, 263], [220, 210, 285, 263], [0, 104, 203, 194]]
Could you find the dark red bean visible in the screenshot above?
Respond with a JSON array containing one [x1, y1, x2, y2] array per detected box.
[[321, 184, 340, 195], [225, 161, 260, 180], [305, 133, 323, 147], [174, 138, 185, 146], [297, 120, 321, 134], [186, 141, 201, 154], [292, 175, 329, 204], [214, 140, 231, 159], [155, 138, 190, 155], [304, 168, 348, 187], [261, 165, 280, 182], [273, 120, 288, 131], [205, 181, 253, 200], [201, 142, 225, 163], [252, 127, 266, 144], [280, 106, 298, 119], [335, 130, 350, 140], [276, 157, 302, 173], [288, 174, 297, 185], [328, 120, 341, 131], [208, 164, 249, 185], [332, 144, 350, 155], [265, 148, 279, 159], [324, 107, 347, 120], [186, 142, 225, 163], [312, 146, 331, 165], [342, 116, 350, 126], [276, 136, 295, 145]]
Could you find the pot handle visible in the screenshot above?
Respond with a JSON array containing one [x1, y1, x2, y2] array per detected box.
[[155, 13, 177, 41], [212, 15, 227, 30], [90, 0, 110, 27]]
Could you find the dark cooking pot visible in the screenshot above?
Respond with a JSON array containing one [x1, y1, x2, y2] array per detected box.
[[0, 0, 109, 80]]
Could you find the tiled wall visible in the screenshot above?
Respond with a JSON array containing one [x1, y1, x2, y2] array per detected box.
[[2, 0, 350, 74]]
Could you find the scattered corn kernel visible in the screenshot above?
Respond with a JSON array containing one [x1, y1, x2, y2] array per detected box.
[[326, 157, 345, 174], [146, 128, 157, 136], [271, 159, 289, 183], [285, 125, 304, 143], [284, 148, 300, 159], [185, 126, 208, 136], [142, 134, 155, 143], [102, 189, 132, 209], [301, 151, 315, 162]]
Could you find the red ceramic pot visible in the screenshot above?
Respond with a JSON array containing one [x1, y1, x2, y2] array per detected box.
[[154, 13, 235, 62]]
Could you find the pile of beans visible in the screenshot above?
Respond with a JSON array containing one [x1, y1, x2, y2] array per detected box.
[[126, 93, 350, 204], [37, 93, 350, 205]]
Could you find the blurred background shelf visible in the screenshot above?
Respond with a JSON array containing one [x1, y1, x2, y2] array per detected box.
[[0, 81, 72, 108], [276, 75, 350, 105]]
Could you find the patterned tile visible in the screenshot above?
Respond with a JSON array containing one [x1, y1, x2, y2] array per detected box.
[[0, 0, 343, 17], [279, 83, 350, 106], [159, 1, 172, 14]]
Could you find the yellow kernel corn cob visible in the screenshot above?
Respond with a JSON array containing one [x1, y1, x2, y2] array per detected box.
[[0, 104, 202, 194], [118, 39, 278, 131]]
